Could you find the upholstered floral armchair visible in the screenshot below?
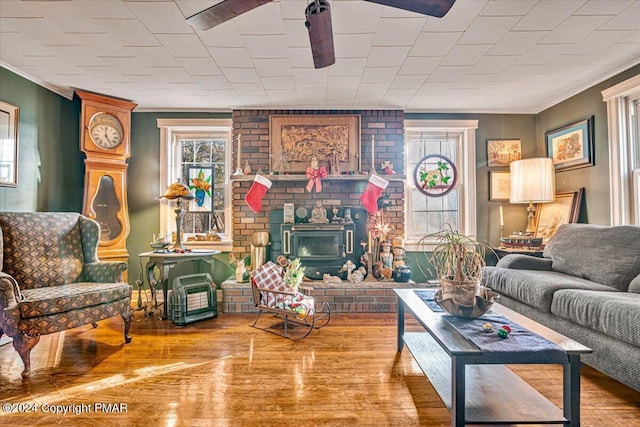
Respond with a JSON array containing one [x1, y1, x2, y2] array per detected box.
[[0, 212, 133, 378]]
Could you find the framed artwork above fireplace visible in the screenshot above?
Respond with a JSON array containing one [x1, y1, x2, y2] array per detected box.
[[269, 114, 361, 173]]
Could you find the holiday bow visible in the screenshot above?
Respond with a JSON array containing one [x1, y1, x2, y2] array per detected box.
[[306, 166, 327, 193]]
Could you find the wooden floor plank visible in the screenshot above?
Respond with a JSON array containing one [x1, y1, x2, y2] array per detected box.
[[0, 313, 638, 426]]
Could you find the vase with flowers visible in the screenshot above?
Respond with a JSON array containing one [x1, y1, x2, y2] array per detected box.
[[278, 256, 306, 292]]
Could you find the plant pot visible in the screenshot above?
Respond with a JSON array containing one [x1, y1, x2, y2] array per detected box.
[[439, 276, 479, 306], [435, 277, 499, 318]]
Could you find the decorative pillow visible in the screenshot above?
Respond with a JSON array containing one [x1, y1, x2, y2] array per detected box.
[[628, 274, 640, 294], [543, 224, 640, 291], [251, 261, 286, 307]]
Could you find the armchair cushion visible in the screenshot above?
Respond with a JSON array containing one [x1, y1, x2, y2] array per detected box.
[[19, 282, 131, 319], [83, 262, 127, 283]]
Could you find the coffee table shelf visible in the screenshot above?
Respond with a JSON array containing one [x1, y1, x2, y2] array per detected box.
[[403, 332, 567, 424]]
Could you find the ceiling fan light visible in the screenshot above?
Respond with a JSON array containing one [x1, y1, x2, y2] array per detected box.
[[305, 0, 335, 69]]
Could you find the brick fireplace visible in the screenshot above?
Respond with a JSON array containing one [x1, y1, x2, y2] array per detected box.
[[224, 109, 410, 313]]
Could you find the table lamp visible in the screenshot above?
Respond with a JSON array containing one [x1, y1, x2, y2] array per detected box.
[[158, 182, 194, 252], [510, 158, 555, 234]]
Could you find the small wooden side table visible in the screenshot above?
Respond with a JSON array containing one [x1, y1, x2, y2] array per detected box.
[[139, 250, 220, 320], [494, 246, 544, 259]]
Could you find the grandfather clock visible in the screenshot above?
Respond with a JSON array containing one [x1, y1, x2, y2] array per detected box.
[[76, 90, 137, 266]]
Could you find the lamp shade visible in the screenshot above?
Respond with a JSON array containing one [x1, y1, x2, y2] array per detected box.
[[510, 158, 555, 203]]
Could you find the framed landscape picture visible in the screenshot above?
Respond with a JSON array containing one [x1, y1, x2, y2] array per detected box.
[[487, 139, 521, 167], [545, 116, 594, 171], [489, 171, 511, 201], [534, 188, 584, 243]]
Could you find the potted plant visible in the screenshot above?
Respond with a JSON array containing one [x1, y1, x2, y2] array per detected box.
[[416, 227, 498, 317]]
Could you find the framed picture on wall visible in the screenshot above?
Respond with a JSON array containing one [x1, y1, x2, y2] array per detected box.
[[534, 188, 584, 243], [545, 116, 594, 171], [489, 171, 511, 201], [487, 139, 521, 167]]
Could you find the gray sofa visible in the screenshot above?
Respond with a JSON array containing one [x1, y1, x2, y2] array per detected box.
[[483, 223, 640, 391]]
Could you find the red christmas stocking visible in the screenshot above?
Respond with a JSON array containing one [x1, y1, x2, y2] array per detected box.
[[244, 175, 272, 213], [360, 174, 389, 213]]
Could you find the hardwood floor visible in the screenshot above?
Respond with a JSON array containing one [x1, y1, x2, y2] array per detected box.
[[0, 313, 638, 426]]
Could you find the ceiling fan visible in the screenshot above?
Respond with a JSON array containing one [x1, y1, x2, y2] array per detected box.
[[186, 0, 456, 69]]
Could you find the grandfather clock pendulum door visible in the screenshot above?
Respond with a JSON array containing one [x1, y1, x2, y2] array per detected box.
[[76, 90, 137, 266]]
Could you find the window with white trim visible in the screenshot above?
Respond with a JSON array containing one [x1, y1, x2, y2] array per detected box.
[[157, 119, 232, 251], [404, 120, 478, 249]]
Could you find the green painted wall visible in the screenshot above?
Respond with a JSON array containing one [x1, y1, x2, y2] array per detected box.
[[535, 62, 640, 225], [0, 67, 82, 212]]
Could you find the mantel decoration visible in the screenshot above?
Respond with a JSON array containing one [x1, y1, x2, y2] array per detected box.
[[416, 228, 498, 318], [306, 155, 328, 192], [269, 114, 360, 174], [413, 154, 457, 197], [157, 182, 194, 253]]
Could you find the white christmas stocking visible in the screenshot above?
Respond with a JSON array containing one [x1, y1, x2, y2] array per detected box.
[[359, 174, 388, 213], [244, 174, 272, 213]]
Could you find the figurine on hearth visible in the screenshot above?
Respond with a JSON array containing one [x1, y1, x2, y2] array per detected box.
[[381, 161, 396, 175], [377, 240, 393, 280], [229, 253, 250, 283], [309, 200, 329, 224], [391, 237, 407, 269]]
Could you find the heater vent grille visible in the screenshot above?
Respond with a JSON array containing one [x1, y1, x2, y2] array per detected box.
[[170, 273, 217, 325]]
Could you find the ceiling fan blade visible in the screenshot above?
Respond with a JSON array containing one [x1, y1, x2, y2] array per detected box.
[[305, 0, 335, 69], [186, 0, 273, 31], [362, 0, 456, 18]]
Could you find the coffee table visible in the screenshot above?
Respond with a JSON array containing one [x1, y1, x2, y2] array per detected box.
[[395, 288, 592, 427]]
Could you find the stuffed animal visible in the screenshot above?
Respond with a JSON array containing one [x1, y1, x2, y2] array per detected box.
[[229, 253, 251, 283]]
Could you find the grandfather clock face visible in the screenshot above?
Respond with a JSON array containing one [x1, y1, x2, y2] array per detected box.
[[76, 90, 137, 263]]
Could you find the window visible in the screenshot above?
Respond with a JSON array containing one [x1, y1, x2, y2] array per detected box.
[[157, 119, 232, 251], [404, 120, 478, 249], [602, 75, 640, 225]]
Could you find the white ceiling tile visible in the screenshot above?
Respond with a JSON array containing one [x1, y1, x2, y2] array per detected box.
[[94, 19, 161, 46], [334, 34, 375, 58], [73, 1, 137, 19], [540, 16, 611, 44], [328, 76, 362, 90], [196, 23, 244, 47], [487, 31, 548, 55], [390, 74, 428, 89], [409, 32, 461, 57], [266, 89, 297, 103], [427, 66, 471, 82], [193, 75, 232, 90], [125, 2, 193, 34], [361, 67, 399, 84], [175, 1, 223, 19], [0, 32, 58, 57], [621, 29, 640, 43], [600, 1, 640, 30], [296, 83, 326, 98], [24, 55, 85, 75], [382, 88, 418, 106], [457, 16, 519, 45], [232, 83, 267, 96], [0, 50, 36, 67], [155, 34, 209, 57], [234, 2, 285, 35], [469, 55, 517, 74], [440, 44, 492, 66], [177, 57, 223, 76], [327, 57, 367, 76], [567, 30, 633, 54], [207, 47, 253, 67], [120, 46, 179, 66], [293, 67, 327, 84], [575, 1, 635, 16], [239, 95, 271, 106], [0, 1, 45, 17], [284, 20, 309, 48], [150, 67, 195, 83], [1, 17, 73, 45], [453, 74, 494, 89], [398, 57, 441, 75], [280, 1, 305, 20], [415, 81, 455, 96], [366, 46, 410, 67], [41, 45, 108, 67], [222, 67, 260, 84], [372, 18, 426, 46], [424, 0, 488, 31], [513, 1, 584, 31], [332, 1, 382, 34], [512, 44, 571, 65], [253, 58, 292, 77], [260, 76, 295, 90], [288, 47, 314, 68], [243, 35, 289, 59], [479, 0, 537, 16], [326, 89, 356, 104]]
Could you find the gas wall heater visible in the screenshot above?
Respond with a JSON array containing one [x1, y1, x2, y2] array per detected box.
[[169, 273, 217, 325]]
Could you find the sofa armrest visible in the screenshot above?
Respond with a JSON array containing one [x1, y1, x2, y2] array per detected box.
[[83, 262, 127, 282], [0, 272, 23, 309], [496, 254, 553, 271]]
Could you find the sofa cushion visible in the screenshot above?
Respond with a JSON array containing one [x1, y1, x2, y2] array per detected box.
[[483, 266, 619, 313], [19, 282, 131, 319], [0, 212, 85, 289], [543, 224, 640, 291], [628, 274, 640, 294], [551, 290, 640, 348]]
